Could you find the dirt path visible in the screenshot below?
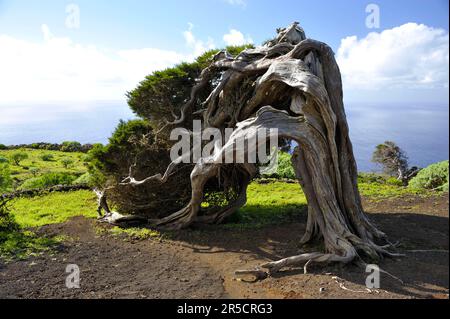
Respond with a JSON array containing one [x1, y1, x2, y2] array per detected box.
[[0, 194, 448, 299]]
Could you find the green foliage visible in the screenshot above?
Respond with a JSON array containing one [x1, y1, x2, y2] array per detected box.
[[0, 199, 18, 232], [29, 167, 40, 177], [87, 119, 192, 216], [89, 45, 254, 217], [275, 151, 296, 179], [73, 172, 93, 186], [409, 160, 449, 191], [5, 142, 93, 153], [60, 157, 74, 168], [0, 156, 9, 163], [40, 153, 54, 161], [372, 141, 408, 177], [357, 172, 387, 184], [18, 172, 78, 190], [0, 144, 7, 150], [357, 172, 418, 196], [0, 163, 12, 193], [60, 141, 82, 152], [10, 151, 28, 166], [386, 177, 404, 186], [126, 45, 253, 128], [87, 120, 152, 177]]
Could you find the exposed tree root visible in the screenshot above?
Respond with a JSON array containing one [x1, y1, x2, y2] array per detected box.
[[98, 211, 148, 226], [332, 276, 375, 294]]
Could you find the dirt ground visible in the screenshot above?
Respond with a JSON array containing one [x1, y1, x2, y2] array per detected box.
[[0, 194, 448, 299]]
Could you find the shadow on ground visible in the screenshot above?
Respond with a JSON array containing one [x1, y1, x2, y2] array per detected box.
[[168, 208, 449, 298]]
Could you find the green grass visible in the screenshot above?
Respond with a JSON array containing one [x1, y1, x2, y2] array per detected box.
[[0, 230, 67, 261], [9, 190, 97, 228], [225, 181, 308, 229], [223, 179, 430, 229], [1, 176, 439, 260], [7, 180, 430, 231], [1, 190, 96, 261], [0, 148, 87, 185], [95, 225, 161, 241], [5, 178, 432, 231], [358, 181, 428, 198]]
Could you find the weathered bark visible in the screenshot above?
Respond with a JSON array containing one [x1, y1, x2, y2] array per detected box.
[[118, 22, 397, 273]]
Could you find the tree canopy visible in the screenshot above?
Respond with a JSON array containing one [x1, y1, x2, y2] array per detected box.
[[89, 45, 253, 216]]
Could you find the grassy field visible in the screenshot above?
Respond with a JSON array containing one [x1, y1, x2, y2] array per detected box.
[[0, 177, 439, 260], [0, 148, 87, 185], [228, 179, 431, 228], [9, 190, 97, 228], [1, 190, 97, 260], [6, 179, 432, 230]]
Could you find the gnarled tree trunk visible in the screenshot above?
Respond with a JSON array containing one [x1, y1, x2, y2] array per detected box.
[[117, 22, 398, 273]]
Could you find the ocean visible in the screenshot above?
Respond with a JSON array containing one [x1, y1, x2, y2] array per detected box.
[[0, 101, 448, 172]]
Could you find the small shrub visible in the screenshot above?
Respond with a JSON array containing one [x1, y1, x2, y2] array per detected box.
[[18, 172, 77, 190], [29, 167, 40, 177], [61, 157, 74, 169], [40, 153, 54, 161], [73, 172, 92, 186], [386, 177, 403, 186], [358, 173, 386, 184], [372, 141, 408, 179], [61, 141, 82, 152], [0, 163, 12, 193], [10, 152, 28, 166], [276, 152, 296, 179], [0, 156, 9, 163], [0, 199, 18, 232], [409, 160, 449, 191], [0, 144, 7, 150]]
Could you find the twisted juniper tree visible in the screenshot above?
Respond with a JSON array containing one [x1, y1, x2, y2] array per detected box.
[[104, 22, 399, 273]]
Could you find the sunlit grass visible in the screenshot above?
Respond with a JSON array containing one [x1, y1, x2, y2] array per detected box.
[[0, 148, 87, 183], [95, 225, 161, 241], [225, 181, 308, 228], [223, 179, 427, 228], [9, 190, 97, 228], [1, 176, 439, 261], [2, 190, 96, 261]]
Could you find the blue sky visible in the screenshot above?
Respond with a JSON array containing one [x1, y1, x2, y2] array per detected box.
[[0, 0, 448, 105], [0, 0, 448, 51]]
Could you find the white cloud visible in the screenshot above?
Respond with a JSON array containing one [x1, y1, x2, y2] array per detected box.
[[0, 23, 252, 105], [336, 23, 449, 90], [183, 23, 215, 57], [0, 24, 187, 103], [223, 29, 253, 46]]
